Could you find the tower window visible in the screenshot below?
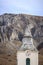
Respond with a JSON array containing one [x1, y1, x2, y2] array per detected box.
[[26, 58, 30, 65]]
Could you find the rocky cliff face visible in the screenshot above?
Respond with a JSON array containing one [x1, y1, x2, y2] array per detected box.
[[0, 13, 43, 49]]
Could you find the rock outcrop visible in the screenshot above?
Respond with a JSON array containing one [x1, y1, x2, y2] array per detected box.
[[0, 13, 43, 49], [0, 13, 43, 65]]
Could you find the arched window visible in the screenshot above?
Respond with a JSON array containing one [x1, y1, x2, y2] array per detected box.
[[26, 58, 30, 65]]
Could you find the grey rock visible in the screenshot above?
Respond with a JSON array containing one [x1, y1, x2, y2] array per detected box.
[[0, 13, 43, 50]]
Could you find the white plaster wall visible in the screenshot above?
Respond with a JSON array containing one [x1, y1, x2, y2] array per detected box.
[[17, 51, 38, 65], [17, 52, 26, 65], [29, 52, 38, 65]]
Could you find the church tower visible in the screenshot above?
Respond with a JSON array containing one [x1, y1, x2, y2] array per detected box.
[[17, 24, 38, 65]]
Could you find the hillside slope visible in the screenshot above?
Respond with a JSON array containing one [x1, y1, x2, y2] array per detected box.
[[0, 13, 43, 48]]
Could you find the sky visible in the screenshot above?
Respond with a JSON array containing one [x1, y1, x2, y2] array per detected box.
[[0, 0, 43, 16]]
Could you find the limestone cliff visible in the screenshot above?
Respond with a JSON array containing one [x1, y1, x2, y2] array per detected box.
[[0, 13, 43, 50], [0, 13, 43, 65]]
